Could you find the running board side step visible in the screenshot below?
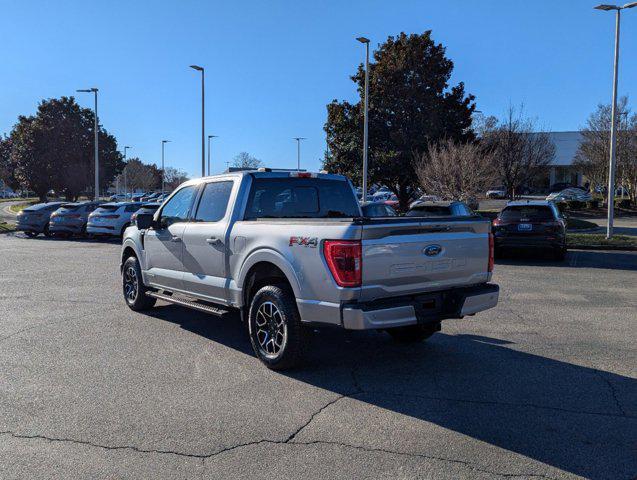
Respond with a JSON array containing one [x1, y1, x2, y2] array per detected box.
[[146, 291, 229, 317]]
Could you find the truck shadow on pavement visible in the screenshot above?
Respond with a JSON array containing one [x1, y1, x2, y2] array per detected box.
[[496, 249, 637, 271], [147, 305, 636, 480]]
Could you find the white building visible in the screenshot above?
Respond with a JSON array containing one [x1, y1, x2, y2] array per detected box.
[[546, 131, 584, 187]]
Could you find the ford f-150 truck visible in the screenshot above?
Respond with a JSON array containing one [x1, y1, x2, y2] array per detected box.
[[121, 170, 498, 369]]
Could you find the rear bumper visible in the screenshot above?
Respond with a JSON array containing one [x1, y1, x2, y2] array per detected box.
[[495, 236, 564, 249], [16, 223, 44, 233], [87, 223, 117, 235], [341, 283, 499, 330], [50, 223, 84, 233]]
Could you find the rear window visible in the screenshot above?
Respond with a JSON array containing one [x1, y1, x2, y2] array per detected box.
[[59, 203, 82, 212], [96, 205, 120, 213], [500, 206, 554, 222], [406, 206, 452, 217], [245, 177, 360, 219]]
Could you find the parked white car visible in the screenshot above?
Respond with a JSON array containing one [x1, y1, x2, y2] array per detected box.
[[87, 202, 145, 237], [372, 190, 394, 201], [486, 188, 507, 199], [546, 188, 592, 203]]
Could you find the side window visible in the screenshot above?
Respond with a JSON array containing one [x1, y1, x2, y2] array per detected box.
[[194, 181, 233, 222], [159, 186, 197, 227], [125, 204, 140, 213]]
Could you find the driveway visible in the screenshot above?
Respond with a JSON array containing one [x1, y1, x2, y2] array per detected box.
[[0, 234, 635, 479]]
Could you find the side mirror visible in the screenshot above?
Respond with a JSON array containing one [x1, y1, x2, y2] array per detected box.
[[135, 212, 155, 230]]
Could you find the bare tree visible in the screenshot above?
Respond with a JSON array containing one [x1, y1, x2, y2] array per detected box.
[[163, 167, 189, 191], [575, 97, 637, 202], [483, 105, 555, 199], [232, 152, 263, 170], [416, 139, 496, 202]]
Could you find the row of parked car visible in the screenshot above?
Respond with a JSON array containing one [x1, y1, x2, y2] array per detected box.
[[362, 197, 567, 261], [15, 200, 160, 238]]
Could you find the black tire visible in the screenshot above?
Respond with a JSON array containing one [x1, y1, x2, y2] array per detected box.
[[43, 223, 51, 237], [553, 246, 567, 261], [122, 256, 156, 311], [248, 285, 305, 370], [386, 323, 439, 343], [494, 246, 503, 259], [24, 231, 38, 238]]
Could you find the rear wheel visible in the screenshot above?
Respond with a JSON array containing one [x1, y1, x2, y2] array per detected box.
[[553, 246, 567, 261], [122, 256, 156, 311], [386, 323, 439, 343], [248, 285, 305, 370], [43, 224, 51, 237]]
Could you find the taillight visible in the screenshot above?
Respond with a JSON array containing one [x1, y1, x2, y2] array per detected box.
[[323, 240, 362, 287], [488, 233, 494, 273]]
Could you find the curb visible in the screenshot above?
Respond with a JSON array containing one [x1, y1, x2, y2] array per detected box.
[[568, 245, 637, 252]]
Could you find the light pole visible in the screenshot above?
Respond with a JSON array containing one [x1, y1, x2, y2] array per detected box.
[[207, 135, 218, 176], [123, 145, 131, 198], [161, 140, 171, 193], [594, 2, 637, 238], [190, 65, 205, 177], [77, 87, 99, 199], [293, 137, 306, 171], [356, 37, 370, 199]]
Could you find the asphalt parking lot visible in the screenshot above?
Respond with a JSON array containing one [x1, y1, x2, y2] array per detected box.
[[0, 233, 635, 480]]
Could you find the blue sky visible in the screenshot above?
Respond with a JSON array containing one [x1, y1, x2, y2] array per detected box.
[[1, 0, 636, 177]]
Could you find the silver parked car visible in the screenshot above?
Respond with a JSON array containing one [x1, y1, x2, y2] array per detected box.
[[87, 202, 146, 237], [49, 201, 103, 236], [15, 202, 65, 237]]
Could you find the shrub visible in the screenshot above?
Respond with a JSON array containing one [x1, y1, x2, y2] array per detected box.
[[616, 199, 633, 209], [586, 200, 599, 209], [567, 200, 586, 210]]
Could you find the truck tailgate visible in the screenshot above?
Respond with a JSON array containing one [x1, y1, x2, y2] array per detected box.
[[360, 218, 491, 302]]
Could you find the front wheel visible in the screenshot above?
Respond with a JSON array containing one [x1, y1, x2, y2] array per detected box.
[[386, 323, 439, 343], [248, 285, 305, 370], [553, 246, 567, 261], [122, 256, 156, 311]]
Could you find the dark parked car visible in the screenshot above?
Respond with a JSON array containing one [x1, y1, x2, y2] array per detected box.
[[406, 200, 475, 218], [492, 200, 566, 260], [130, 202, 161, 226], [361, 201, 398, 217], [15, 202, 65, 237], [49, 201, 103, 236]]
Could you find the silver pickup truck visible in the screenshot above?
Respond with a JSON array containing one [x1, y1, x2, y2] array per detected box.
[[121, 170, 498, 369]]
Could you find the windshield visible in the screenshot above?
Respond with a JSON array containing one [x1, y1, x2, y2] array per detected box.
[[406, 206, 452, 217]]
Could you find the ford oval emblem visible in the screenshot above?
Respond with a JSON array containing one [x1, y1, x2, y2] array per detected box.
[[423, 245, 443, 257]]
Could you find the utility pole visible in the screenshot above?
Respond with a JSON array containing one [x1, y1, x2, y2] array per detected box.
[[356, 37, 370, 200], [293, 137, 306, 171], [77, 87, 99, 199]]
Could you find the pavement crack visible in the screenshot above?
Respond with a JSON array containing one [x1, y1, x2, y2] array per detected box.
[[353, 389, 634, 419], [285, 440, 559, 479], [284, 394, 353, 443], [593, 369, 627, 416]]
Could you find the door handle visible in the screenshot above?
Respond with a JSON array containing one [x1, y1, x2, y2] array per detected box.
[[171, 236, 181, 242], [206, 237, 221, 245]]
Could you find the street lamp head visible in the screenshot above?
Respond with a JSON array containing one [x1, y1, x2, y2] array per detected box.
[[162, 140, 171, 144], [190, 65, 204, 71], [356, 36, 370, 44], [623, 1, 637, 8], [124, 146, 131, 149], [208, 134, 218, 139], [594, 4, 620, 10], [293, 137, 306, 141], [76, 87, 98, 93]]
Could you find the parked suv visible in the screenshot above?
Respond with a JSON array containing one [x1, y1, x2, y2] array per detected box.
[[121, 171, 498, 369], [15, 202, 65, 237], [492, 200, 567, 260], [49, 201, 103, 236], [87, 202, 145, 237]]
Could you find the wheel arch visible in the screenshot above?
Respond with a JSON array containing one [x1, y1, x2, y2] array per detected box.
[[238, 250, 301, 309]]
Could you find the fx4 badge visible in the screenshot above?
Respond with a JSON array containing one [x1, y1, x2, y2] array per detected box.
[[289, 236, 318, 248]]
